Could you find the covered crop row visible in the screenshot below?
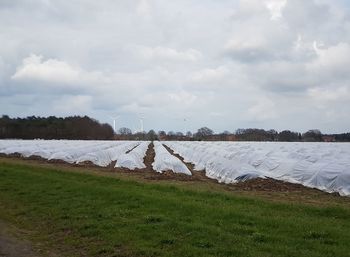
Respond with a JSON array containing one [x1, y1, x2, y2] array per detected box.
[[152, 141, 191, 175], [0, 140, 139, 167], [2, 140, 349, 196], [115, 141, 150, 169], [164, 141, 350, 196]]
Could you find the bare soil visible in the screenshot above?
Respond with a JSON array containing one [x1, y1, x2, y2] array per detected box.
[[0, 220, 38, 257]]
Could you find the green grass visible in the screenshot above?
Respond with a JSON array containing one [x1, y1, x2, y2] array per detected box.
[[0, 160, 350, 257]]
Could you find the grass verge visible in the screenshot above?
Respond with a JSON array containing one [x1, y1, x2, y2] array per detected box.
[[0, 159, 349, 257]]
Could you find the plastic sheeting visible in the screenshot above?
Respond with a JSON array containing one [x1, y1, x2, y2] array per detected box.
[[152, 141, 191, 175], [164, 141, 350, 196], [1, 140, 349, 196], [115, 141, 150, 169], [76, 141, 140, 167], [50, 142, 119, 164], [0, 140, 140, 167]]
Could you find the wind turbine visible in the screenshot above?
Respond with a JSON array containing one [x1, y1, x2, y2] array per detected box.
[[109, 115, 119, 133], [138, 113, 145, 133]]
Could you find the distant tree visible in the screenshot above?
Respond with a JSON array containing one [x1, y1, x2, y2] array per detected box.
[[195, 127, 213, 140], [147, 129, 158, 140], [334, 133, 350, 142], [218, 130, 232, 141], [235, 128, 276, 141], [302, 129, 322, 142], [186, 131, 193, 138], [197, 127, 213, 137], [278, 130, 299, 142], [134, 132, 146, 140], [167, 131, 175, 136], [267, 129, 278, 141], [0, 115, 113, 140], [175, 132, 184, 137], [118, 127, 132, 135], [158, 130, 166, 137]]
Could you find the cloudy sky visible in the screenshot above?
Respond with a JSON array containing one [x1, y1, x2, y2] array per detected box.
[[1, 0, 350, 133]]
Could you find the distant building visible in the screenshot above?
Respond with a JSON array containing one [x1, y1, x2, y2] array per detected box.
[[322, 136, 335, 142]]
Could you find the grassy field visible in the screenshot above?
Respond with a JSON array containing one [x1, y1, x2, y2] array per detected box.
[[0, 158, 350, 257]]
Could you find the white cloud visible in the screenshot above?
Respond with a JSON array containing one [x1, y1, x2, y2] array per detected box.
[[1, 0, 350, 133], [265, 0, 287, 20], [11, 54, 104, 85], [191, 66, 229, 83], [137, 46, 202, 62], [247, 98, 278, 121], [136, 0, 152, 18], [167, 91, 197, 105], [53, 95, 92, 114], [224, 38, 269, 61], [308, 86, 350, 102], [308, 42, 350, 77]]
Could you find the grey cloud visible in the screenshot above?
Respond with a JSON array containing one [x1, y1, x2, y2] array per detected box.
[[1, 0, 350, 133]]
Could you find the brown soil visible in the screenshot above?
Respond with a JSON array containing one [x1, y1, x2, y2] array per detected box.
[[143, 142, 155, 170], [234, 177, 319, 193], [0, 220, 38, 257]]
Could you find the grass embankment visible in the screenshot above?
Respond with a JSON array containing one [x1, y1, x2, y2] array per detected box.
[[0, 160, 349, 257]]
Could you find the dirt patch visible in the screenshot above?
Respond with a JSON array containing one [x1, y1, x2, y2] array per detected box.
[[0, 220, 38, 257], [233, 177, 325, 193], [143, 142, 155, 171], [47, 158, 69, 165], [25, 155, 48, 162]]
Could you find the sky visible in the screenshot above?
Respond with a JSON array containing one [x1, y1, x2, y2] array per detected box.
[[1, 0, 350, 134]]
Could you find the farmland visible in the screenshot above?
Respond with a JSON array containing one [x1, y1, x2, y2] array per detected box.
[[1, 140, 349, 196], [0, 157, 350, 257], [1, 140, 350, 256]]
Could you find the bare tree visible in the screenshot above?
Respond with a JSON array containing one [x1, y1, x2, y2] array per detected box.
[[147, 129, 158, 140], [118, 127, 132, 135], [186, 131, 193, 138], [302, 129, 322, 142], [195, 127, 213, 140]]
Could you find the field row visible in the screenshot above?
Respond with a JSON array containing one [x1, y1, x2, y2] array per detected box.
[[164, 141, 350, 196], [1, 140, 349, 196], [0, 140, 191, 174]]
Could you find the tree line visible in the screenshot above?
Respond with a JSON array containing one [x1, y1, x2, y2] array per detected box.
[[0, 115, 114, 140], [1, 115, 349, 142], [117, 127, 349, 142]]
